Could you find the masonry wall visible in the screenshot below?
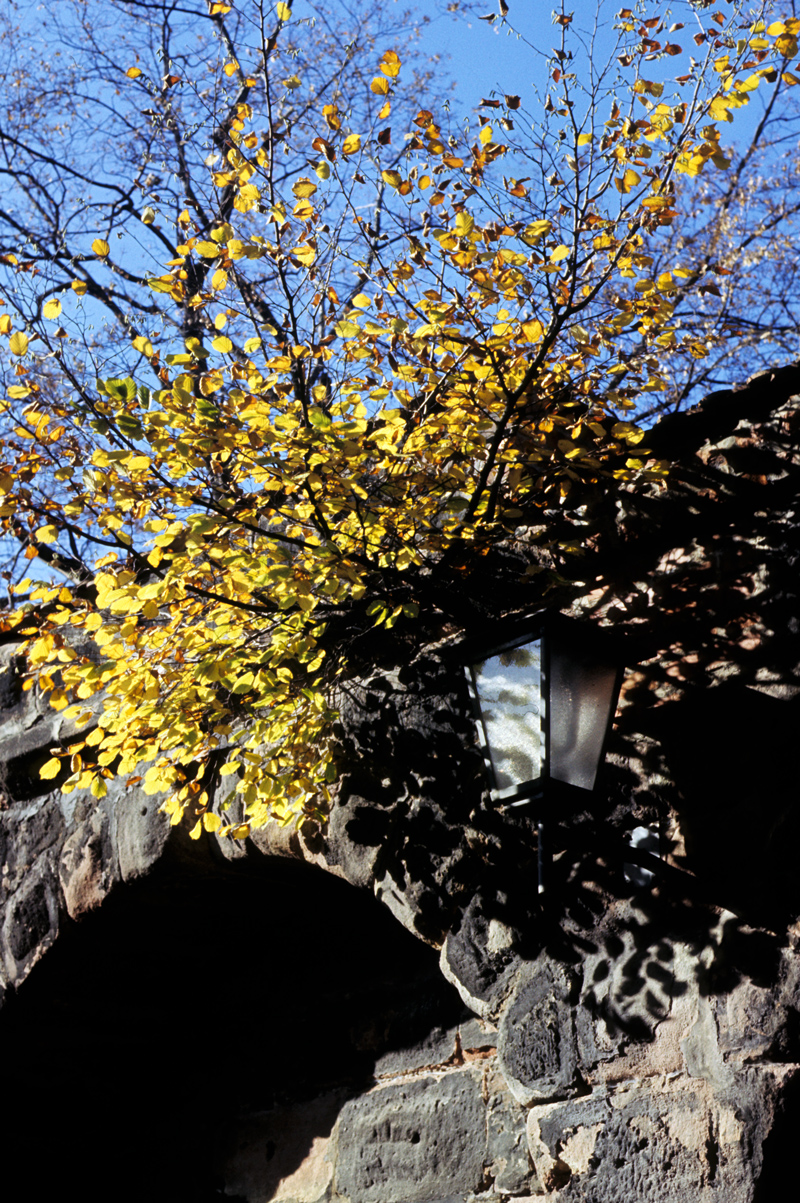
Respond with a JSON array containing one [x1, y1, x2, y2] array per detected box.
[[3, 370, 800, 1201]]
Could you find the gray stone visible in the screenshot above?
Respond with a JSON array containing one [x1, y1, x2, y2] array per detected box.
[[59, 805, 115, 919], [2, 860, 58, 980], [220, 1090, 346, 1203], [373, 1019, 458, 1079], [0, 644, 103, 793], [498, 956, 582, 1106], [485, 1068, 536, 1196], [440, 892, 522, 1020], [333, 1071, 486, 1203], [106, 777, 170, 880], [459, 1016, 497, 1052], [526, 1066, 799, 1201]]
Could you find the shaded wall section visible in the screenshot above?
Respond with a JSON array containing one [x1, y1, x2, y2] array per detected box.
[[0, 852, 475, 1201]]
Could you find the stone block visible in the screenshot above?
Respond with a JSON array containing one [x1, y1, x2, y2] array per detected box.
[[372, 1016, 458, 1078], [459, 1016, 497, 1053], [2, 859, 59, 982], [333, 1070, 486, 1203], [59, 806, 116, 919], [106, 778, 170, 881], [440, 892, 521, 1020], [221, 1090, 345, 1202], [498, 956, 582, 1105], [526, 1067, 800, 1201], [485, 1068, 536, 1196]]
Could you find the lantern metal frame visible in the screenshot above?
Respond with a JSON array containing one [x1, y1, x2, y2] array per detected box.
[[463, 612, 627, 895]]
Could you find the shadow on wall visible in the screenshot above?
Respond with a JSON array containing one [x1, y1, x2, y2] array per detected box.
[[0, 852, 466, 1203], [328, 386, 800, 1045]]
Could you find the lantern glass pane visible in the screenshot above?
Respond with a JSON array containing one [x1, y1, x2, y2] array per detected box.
[[471, 639, 544, 792], [549, 645, 619, 791]]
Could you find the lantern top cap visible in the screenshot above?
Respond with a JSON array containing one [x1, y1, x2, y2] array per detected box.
[[459, 609, 629, 667]]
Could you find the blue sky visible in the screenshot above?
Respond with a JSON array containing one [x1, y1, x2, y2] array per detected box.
[[397, 1, 776, 150]]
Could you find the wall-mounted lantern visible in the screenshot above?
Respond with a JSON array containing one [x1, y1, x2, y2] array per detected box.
[[464, 613, 626, 891]]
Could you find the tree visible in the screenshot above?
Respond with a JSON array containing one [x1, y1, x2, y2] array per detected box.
[[605, 35, 800, 418], [0, 0, 796, 835]]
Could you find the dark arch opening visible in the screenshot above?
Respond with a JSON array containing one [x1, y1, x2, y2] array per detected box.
[[0, 852, 465, 1201]]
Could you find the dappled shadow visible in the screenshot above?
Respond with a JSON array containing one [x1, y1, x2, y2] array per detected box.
[[328, 369, 800, 1039]]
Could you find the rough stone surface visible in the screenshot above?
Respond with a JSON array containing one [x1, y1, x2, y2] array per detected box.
[[526, 1067, 799, 1200], [498, 956, 583, 1105], [485, 1068, 537, 1196], [440, 891, 523, 1020], [3, 373, 800, 1200], [333, 1071, 486, 1203], [220, 1091, 347, 1203]]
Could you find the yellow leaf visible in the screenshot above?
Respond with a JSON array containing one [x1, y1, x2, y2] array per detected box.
[[342, 133, 362, 156], [479, 125, 493, 145], [292, 244, 316, 266], [234, 183, 260, 212], [43, 298, 62, 320], [455, 212, 474, 236], [195, 241, 221, 258], [380, 50, 401, 78], [521, 220, 552, 246], [40, 757, 63, 780], [521, 319, 543, 342], [550, 245, 570, 263], [276, 1, 291, 19], [370, 77, 389, 95], [352, 293, 371, 309], [615, 167, 641, 194], [212, 335, 233, 353], [291, 176, 317, 198], [71, 280, 87, 295], [203, 811, 222, 832], [736, 74, 761, 93], [230, 824, 251, 840], [92, 238, 110, 257], [381, 170, 402, 188], [211, 268, 229, 290], [379, 99, 391, 120], [283, 75, 301, 89], [126, 66, 142, 79], [9, 331, 29, 356]]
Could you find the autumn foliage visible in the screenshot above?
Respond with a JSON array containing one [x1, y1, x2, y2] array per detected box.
[[0, 1, 797, 834]]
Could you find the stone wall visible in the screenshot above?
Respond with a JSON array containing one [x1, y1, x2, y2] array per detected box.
[[3, 367, 800, 1201]]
